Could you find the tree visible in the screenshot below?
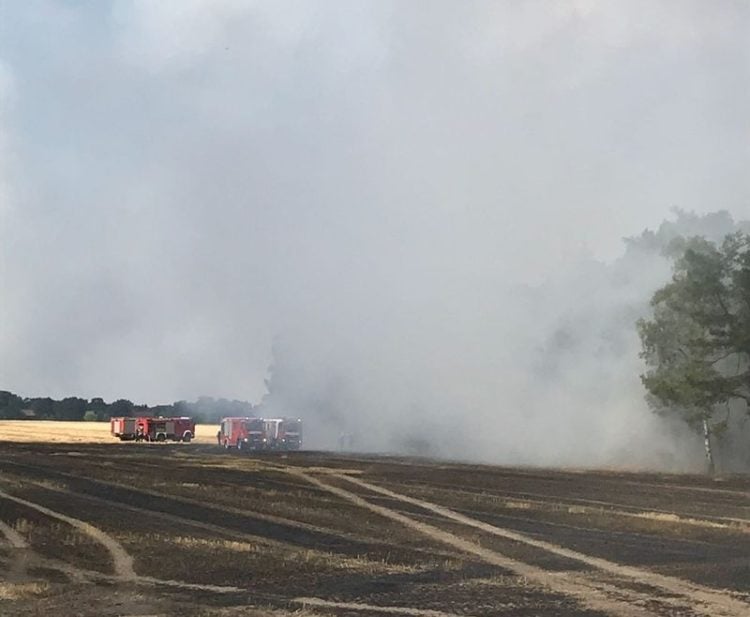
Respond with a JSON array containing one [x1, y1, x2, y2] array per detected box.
[[110, 399, 134, 417], [88, 396, 106, 411], [638, 233, 750, 472], [0, 391, 24, 419], [28, 397, 55, 418], [56, 397, 88, 421]]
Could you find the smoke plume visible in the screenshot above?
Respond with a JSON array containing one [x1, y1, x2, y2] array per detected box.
[[1, 2, 749, 468]]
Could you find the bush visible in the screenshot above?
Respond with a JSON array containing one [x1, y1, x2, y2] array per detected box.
[[83, 410, 98, 422]]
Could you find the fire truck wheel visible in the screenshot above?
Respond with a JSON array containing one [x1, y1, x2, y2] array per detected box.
[[156, 433, 166, 442], [182, 433, 192, 443]]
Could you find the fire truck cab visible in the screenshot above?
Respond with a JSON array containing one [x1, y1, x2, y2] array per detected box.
[[278, 417, 302, 450], [264, 417, 303, 450], [219, 417, 267, 451]]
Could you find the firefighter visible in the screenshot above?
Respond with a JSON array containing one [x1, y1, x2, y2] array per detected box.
[[216, 429, 222, 446]]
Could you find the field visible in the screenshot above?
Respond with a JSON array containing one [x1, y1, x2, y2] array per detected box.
[[0, 423, 749, 616], [0, 421, 220, 444]]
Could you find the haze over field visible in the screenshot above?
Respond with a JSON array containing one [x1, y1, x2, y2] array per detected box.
[[1, 2, 748, 467]]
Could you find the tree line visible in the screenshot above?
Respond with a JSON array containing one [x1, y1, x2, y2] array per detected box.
[[0, 393, 254, 425]]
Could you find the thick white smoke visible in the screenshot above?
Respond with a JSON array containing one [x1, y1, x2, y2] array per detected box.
[[1, 2, 749, 469], [259, 211, 749, 469]]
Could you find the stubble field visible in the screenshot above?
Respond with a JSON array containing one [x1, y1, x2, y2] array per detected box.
[[0, 421, 220, 444], [0, 422, 749, 616]]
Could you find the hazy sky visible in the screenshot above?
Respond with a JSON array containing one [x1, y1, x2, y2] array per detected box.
[[1, 1, 748, 415]]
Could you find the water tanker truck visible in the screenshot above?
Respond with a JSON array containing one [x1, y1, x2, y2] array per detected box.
[[111, 416, 195, 442]]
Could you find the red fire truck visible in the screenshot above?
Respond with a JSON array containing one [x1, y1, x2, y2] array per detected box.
[[264, 417, 303, 450], [111, 416, 195, 443], [218, 417, 267, 451], [111, 417, 139, 441]]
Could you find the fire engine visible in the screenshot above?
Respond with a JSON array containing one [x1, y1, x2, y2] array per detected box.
[[263, 417, 303, 450], [218, 416, 303, 451], [111, 416, 195, 442], [218, 416, 268, 450]]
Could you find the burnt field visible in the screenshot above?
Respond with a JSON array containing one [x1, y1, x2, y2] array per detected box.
[[0, 441, 749, 616]]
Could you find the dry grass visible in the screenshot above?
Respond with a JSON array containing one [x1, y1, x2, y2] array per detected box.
[[12, 519, 36, 535], [197, 460, 267, 472], [630, 509, 750, 532], [199, 608, 331, 617], [0, 582, 49, 600], [0, 420, 219, 444], [172, 536, 265, 553], [134, 532, 423, 575], [461, 487, 750, 534]]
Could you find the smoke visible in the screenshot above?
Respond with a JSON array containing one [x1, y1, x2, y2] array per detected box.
[[259, 211, 749, 469], [1, 2, 749, 468]]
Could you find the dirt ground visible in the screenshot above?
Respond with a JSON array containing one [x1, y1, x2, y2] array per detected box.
[[0, 425, 748, 616]]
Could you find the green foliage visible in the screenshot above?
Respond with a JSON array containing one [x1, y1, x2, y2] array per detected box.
[[58, 397, 88, 421], [0, 391, 24, 419], [83, 410, 98, 422], [109, 399, 134, 417], [638, 232, 750, 432]]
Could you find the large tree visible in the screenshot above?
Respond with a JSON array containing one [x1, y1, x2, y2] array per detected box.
[[638, 232, 750, 472]]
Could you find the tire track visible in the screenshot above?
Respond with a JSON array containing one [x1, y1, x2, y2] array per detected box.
[[364, 489, 739, 557], [0, 518, 32, 583], [0, 486, 136, 581], [0, 477, 396, 600], [0, 458, 382, 555], [294, 596, 480, 616], [0, 458, 463, 561], [365, 462, 750, 498], [18, 477, 422, 566], [0, 495, 243, 594], [0, 519, 28, 549], [288, 468, 659, 617], [382, 479, 750, 531], [0, 481, 247, 594], [335, 473, 750, 617]]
